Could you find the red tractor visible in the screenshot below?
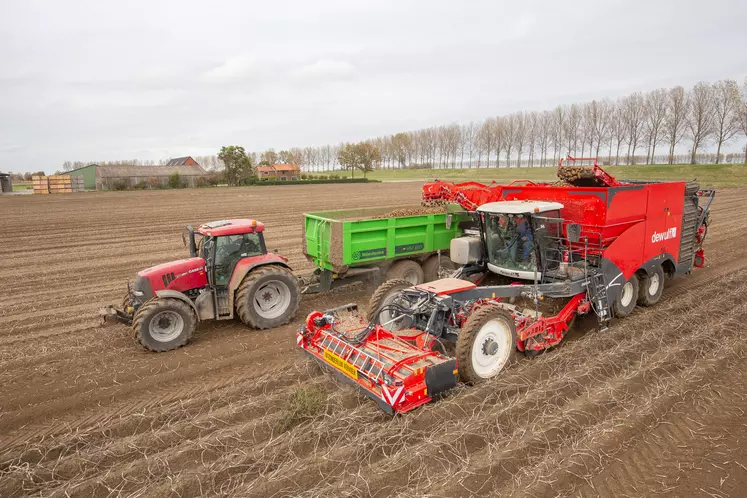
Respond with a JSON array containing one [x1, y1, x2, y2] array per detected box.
[[101, 219, 300, 352], [298, 160, 715, 413]]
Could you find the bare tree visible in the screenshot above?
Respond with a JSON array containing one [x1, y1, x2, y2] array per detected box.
[[740, 78, 747, 164], [644, 89, 668, 164], [564, 104, 582, 156], [609, 103, 626, 165], [478, 119, 495, 168], [537, 110, 552, 166], [687, 82, 716, 164], [551, 105, 566, 164], [665, 86, 689, 164], [621, 93, 645, 164], [512, 112, 527, 167], [585, 99, 612, 159], [462, 122, 479, 168], [526, 112, 539, 166], [712, 79, 741, 163]]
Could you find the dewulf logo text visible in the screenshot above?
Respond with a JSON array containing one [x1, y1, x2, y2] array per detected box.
[[652, 227, 677, 243]]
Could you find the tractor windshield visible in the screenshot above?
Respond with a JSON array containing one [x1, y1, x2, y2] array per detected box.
[[484, 213, 536, 274]]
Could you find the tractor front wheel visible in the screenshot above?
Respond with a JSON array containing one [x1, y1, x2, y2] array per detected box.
[[133, 298, 196, 352], [456, 305, 519, 384], [236, 266, 300, 329]]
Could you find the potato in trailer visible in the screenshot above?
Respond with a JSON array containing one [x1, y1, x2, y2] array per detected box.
[[299, 159, 716, 413]]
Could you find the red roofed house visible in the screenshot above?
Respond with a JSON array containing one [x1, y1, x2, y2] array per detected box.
[[256, 163, 301, 181]]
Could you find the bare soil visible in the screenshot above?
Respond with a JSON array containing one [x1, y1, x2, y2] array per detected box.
[[1, 183, 746, 498]]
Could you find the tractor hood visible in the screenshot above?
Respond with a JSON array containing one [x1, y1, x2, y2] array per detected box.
[[136, 257, 208, 296]]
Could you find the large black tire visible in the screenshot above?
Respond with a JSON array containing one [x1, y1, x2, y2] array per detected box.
[[236, 265, 300, 329], [456, 305, 519, 384], [637, 265, 665, 307], [612, 276, 639, 318], [422, 254, 457, 282], [367, 279, 414, 330], [133, 298, 196, 352], [386, 260, 424, 285]]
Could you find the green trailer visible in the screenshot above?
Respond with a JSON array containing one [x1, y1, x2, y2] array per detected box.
[[302, 205, 468, 293]]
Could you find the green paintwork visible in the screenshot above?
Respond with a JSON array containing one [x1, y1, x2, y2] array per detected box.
[[64, 164, 97, 190], [303, 205, 467, 272]]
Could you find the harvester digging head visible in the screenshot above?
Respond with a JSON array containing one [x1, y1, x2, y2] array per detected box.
[[297, 303, 458, 414]]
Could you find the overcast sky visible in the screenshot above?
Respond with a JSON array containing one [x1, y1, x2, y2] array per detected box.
[[1, 0, 746, 173]]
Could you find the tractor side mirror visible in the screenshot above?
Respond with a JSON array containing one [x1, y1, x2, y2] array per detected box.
[[567, 223, 581, 242], [446, 214, 453, 230]]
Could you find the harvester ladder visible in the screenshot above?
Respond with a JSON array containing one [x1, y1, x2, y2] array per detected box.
[[587, 271, 611, 332], [321, 333, 386, 383]]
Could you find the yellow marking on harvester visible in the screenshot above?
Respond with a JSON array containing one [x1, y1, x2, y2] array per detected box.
[[323, 350, 358, 380], [453, 369, 458, 375]]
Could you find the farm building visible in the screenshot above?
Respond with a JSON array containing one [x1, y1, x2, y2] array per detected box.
[[165, 156, 200, 166], [256, 163, 301, 181], [65, 161, 206, 190], [0, 172, 12, 193]]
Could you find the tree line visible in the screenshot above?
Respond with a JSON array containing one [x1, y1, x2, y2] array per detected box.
[[58, 78, 747, 175]]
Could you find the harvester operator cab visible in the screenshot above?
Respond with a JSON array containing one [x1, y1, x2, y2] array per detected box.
[[450, 201, 564, 281], [185, 219, 267, 287]]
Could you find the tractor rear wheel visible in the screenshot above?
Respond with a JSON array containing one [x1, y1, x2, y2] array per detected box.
[[386, 260, 424, 285], [456, 305, 519, 384], [422, 254, 457, 282], [637, 265, 664, 307], [236, 265, 300, 329], [367, 279, 415, 330], [133, 298, 196, 352], [612, 276, 639, 318]]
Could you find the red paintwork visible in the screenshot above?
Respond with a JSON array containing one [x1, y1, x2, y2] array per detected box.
[[515, 293, 587, 352], [298, 312, 456, 414], [196, 219, 265, 237], [414, 278, 476, 295], [138, 257, 208, 293], [227, 252, 290, 297]]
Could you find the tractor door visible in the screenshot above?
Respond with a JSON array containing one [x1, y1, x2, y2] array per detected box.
[[213, 233, 267, 287]]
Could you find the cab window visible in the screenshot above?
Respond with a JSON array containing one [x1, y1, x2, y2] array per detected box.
[[214, 233, 264, 284]]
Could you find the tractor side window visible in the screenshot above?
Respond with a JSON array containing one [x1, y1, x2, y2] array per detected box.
[[213, 233, 265, 285]]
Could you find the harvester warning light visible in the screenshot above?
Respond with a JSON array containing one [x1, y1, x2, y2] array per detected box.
[[323, 349, 358, 379]]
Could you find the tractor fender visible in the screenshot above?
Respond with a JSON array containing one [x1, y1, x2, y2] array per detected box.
[[154, 290, 200, 321], [228, 255, 294, 310]]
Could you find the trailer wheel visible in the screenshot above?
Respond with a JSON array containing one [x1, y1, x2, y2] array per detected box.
[[637, 265, 664, 307], [367, 279, 415, 331], [422, 254, 457, 282], [133, 298, 196, 352], [386, 260, 424, 285], [456, 305, 518, 384], [612, 276, 639, 318], [236, 265, 300, 329]]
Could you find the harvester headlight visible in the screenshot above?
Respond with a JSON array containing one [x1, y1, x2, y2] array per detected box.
[[133, 290, 144, 297]]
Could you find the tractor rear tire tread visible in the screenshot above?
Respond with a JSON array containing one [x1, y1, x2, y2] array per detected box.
[[456, 305, 519, 384], [367, 279, 414, 322], [236, 265, 300, 329], [133, 298, 196, 352]]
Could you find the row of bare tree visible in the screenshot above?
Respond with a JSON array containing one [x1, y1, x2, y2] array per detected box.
[[62, 78, 747, 173]]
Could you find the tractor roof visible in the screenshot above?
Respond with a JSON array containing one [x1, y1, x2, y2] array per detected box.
[[477, 200, 564, 215], [196, 219, 265, 236]]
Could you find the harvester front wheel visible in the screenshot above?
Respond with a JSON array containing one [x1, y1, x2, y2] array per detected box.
[[236, 265, 300, 329], [612, 276, 639, 318], [367, 279, 415, 331], [637, 266, 664, 307], [133, 298, 196, 352], [456, 305, 518, 384]]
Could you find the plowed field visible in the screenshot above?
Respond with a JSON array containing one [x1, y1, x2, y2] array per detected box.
[[1, 183, 746, 498]]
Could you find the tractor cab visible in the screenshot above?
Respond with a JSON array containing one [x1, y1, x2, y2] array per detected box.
[[451, 201, 567, 281], [187, 219, 268, 287]]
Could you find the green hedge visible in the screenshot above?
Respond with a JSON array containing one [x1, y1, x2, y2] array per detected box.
[[241, 178, 379, 186]]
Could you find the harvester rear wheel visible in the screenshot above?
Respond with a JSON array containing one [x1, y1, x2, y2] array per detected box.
[[386, 260, 424, 285], [456, 305, 518, 384], [236, 265, 300, 329], [612, 276, 639, 318], [367, 279, 415, 331], [637, 266, 664, 307], [422, 254, 457, 282], [133, 298, 196, 352]]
